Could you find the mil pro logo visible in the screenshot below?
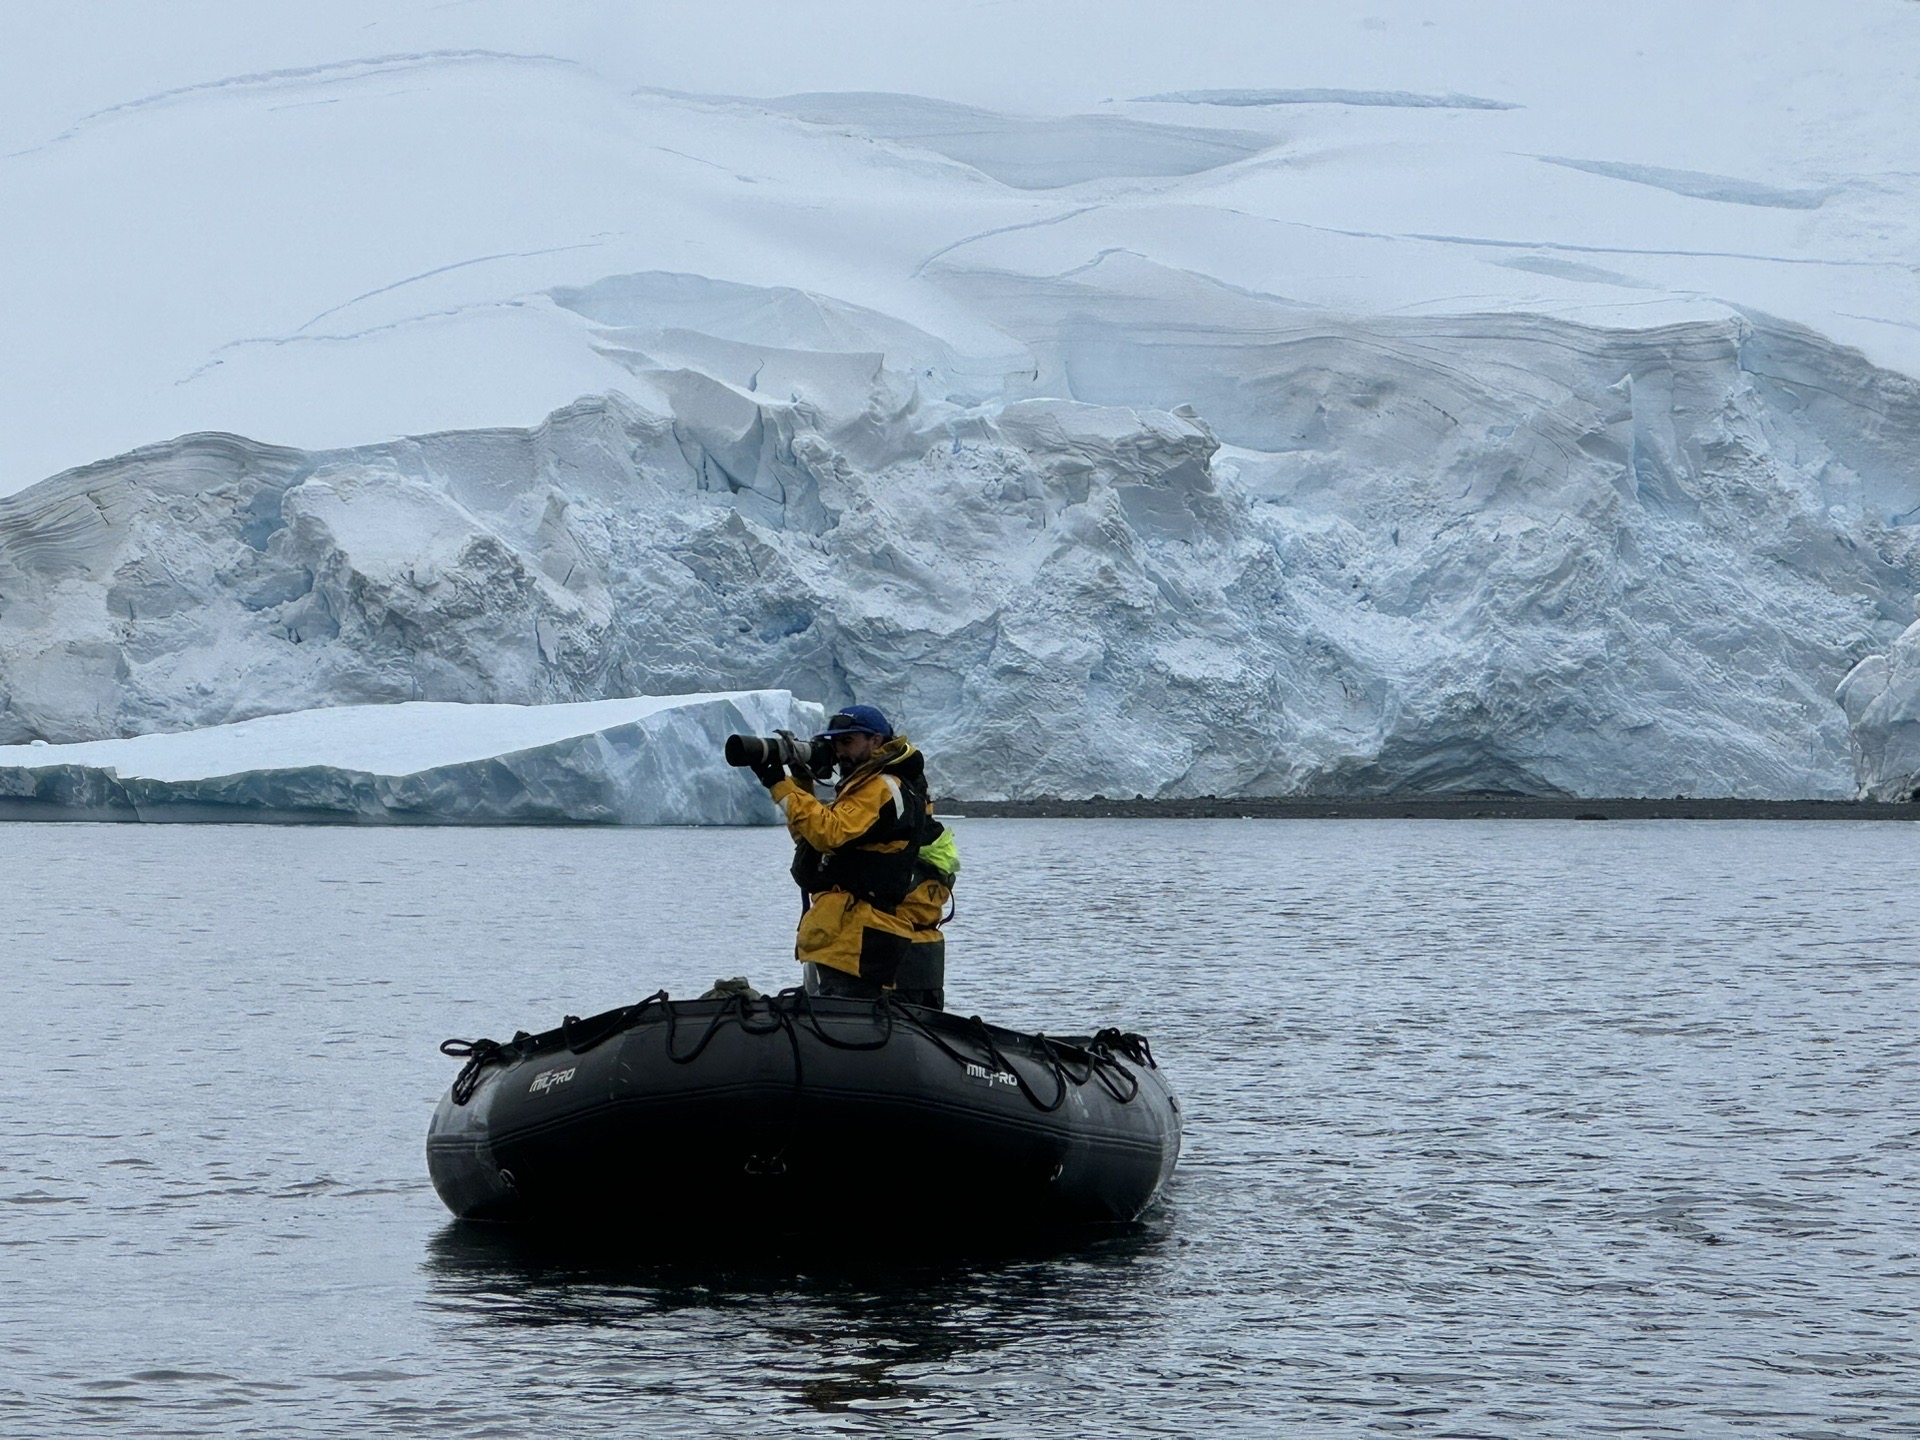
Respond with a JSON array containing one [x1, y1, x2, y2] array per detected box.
[[528, 1066, 577, 1094], [964, 1062, 1018, 1089]]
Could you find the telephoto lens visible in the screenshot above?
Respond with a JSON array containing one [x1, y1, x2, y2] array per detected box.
[[723, 734, 775, 768], [725, 732, 837, 773]]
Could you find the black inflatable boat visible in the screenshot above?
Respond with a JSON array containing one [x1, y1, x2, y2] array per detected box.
[[427, 990, 1180, 1235]]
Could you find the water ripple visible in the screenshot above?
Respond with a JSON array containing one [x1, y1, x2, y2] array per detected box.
[[0, 819, 1915, 1436]]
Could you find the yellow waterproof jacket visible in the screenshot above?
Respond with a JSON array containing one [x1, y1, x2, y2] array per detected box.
[[771, 739, 951, 981]]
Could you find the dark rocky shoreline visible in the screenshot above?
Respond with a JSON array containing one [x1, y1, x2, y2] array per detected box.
[[938, 795, 1920, 821], [4, 794, 1913, 825]]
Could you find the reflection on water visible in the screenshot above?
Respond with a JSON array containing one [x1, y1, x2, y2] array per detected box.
[[422, 1218, 1169, 1420], [3, 819, 1917, 1437]]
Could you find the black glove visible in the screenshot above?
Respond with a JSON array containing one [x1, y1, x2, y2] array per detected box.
[[751, 758, 787, 789]]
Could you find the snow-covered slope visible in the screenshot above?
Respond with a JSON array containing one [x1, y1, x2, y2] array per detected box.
[[0, 692, 819, 823], [3, 2, 1919, 798], [5, 0, 1915, 495]]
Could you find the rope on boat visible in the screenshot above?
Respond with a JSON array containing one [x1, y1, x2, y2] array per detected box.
[[664, 989, 810, 1174], [561, 990, 670, 1055], [440, 1036, 512, 1106], [439, 992, 1153, 1113], [1090, 1028, 1155, 1069], [789, 987, 895, 1052]]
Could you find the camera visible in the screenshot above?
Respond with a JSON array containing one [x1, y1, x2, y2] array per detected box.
[[724, 731, 834, 775]]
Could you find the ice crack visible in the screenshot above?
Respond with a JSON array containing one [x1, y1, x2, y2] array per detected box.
[[8, 50, 579, 158]]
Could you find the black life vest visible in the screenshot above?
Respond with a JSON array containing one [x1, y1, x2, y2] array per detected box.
[[791, 751, 940, 912]]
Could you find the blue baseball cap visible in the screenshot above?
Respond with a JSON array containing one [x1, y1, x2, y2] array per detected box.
[[818, 704, 893, 739]]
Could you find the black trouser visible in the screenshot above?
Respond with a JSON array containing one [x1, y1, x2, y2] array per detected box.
[[893, 939, 945, 1011], [804, 958, 944, 1011]]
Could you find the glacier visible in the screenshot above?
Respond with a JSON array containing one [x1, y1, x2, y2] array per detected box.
[[4, 314, 1918, 802], [3, 2, 1920, 801], [1838, 627, 1920, 802], [0, 692, 821, 823]]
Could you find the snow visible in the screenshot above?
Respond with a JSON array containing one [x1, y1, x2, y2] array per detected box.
[[4, 2, 1917, 495], [2, 2, 1919, 799], [0, 692, 823, 823]]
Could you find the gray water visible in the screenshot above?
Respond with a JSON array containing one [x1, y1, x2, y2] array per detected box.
[[3, 818, 1916, 1438]]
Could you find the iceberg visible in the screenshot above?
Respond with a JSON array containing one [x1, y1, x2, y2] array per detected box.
[[0, 692, 822, 824]]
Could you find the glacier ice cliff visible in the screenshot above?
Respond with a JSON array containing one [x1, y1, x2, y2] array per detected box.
[[1837, 625, 1920, 802], [0, 692, 820, 823], [4, 295, 1919, 801]]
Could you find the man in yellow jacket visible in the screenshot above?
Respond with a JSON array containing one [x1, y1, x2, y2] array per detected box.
[[747, 704, 957, 1008]]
